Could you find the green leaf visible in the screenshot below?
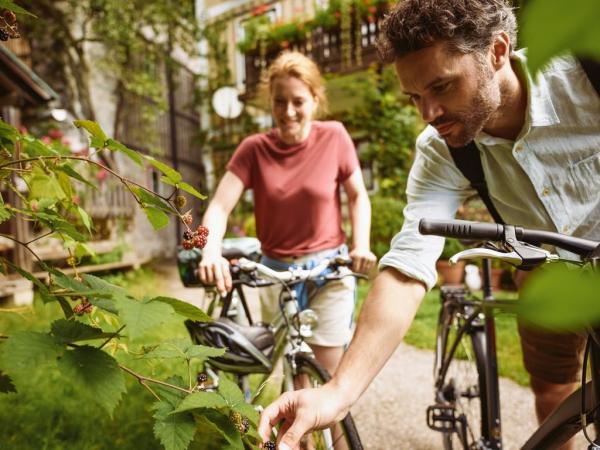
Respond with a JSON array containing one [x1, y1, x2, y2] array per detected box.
[[117, 297, 174, 340], [88, 297, 119, 314], [0, 371, 16, 393], [56, 164, 96, 189], [0, 331, 65, 376], [521, 0, 600, 74], [153, 400, 196, 450], [0, 204, 12, 224], [145, 155, 182, 184], [177, 181, 206, 200], [77, 206, 92, 233], [231, 402, 259, 427], [3, 259, 51, 300], [22, 137, 58, 157], [134, 187, 172, 212], [218, 377, 245, 408], [171, 392, 227, 414], [143, 206, 170, 230], [0, 0, 36, 17], [143, 339, 225, 361], [57, 346, 125, 415], [81, 273, 129, 298], [75, 242, 96, 259], [0, 120, 18, 142], [28, 167, 67, 200], [518, 263, 600, 330], [50, 319, 116, 343], [73, 120, 107, 144], [152, 296, 212, 322], [198, 410, 244, 449], [105, 139, 143, 166], [154, 375, 188, 407]]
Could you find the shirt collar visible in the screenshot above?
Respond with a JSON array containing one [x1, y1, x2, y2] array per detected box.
[[513, 49, 560, 128]]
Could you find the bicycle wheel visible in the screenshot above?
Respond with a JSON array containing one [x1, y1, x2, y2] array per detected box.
[[434, 301, 489, 450], [286, 353, 363, 450]]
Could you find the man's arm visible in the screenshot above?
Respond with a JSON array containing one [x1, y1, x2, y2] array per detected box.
[[258, 268, 425, 448]]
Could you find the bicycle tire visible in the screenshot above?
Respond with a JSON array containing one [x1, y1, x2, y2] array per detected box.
[[289, 353, 364, 450], [435, 301, 490, 450]]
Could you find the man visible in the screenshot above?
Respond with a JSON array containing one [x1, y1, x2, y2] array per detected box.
[[258, 1, 600, 449]]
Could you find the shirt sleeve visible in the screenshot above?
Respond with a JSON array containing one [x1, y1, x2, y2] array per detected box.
[[226, 136, 256, 189], [378, 127, 474, 290], [334, 122, 359, 182]]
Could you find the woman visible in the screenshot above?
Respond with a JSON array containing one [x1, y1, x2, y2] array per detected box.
[[199, 51, 376, 376]]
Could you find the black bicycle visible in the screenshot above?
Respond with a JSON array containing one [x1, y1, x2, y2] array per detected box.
[[420, 218, 600, 450]]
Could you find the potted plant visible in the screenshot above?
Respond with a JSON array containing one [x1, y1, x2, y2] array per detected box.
[[436, 238, 466, 285]]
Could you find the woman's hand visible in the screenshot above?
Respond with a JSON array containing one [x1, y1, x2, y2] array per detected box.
[[198, 248, 232, 295], [349, 247, 377, 274]]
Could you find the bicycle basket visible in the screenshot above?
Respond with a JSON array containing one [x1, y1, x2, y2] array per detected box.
[[185, 318, 274, 374]]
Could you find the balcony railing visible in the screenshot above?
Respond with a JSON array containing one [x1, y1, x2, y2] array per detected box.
[[243, 9, 385, 97]]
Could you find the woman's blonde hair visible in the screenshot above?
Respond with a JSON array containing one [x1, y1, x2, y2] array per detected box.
[[262, 51, 328, 117]]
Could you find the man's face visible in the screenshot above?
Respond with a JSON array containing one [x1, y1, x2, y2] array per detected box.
[[394, 41, 501, 147]]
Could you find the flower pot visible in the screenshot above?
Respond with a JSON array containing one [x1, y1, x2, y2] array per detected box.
[[436, 260, 465, 286]]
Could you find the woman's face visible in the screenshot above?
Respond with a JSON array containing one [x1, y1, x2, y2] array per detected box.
[[270, 75, 318, 145]]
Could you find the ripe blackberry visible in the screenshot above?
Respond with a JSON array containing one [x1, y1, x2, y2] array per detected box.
[[182, 240, 194, 250], [240, 416, 250, 434], [263, 441, 276, 450], [183, 230, 193, 240], [0, 29, 9, 41], [181, 212, 193, 225], [196, 372, 208, 383]]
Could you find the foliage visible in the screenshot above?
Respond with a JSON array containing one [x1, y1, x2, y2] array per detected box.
[[0, 120, 258, 450], [20, 0, 200, 125], [440, 238, 466, 260], [369, 195, 405, 259], [338, 66, 424, 198], [520, 0, 600, 74], [236, 0, 389, 54]]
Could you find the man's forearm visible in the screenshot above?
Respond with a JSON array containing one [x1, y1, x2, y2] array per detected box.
[[329, 268, 426, 406]]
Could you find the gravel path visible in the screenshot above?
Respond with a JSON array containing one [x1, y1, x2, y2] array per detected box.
[[158, 263, 587, 449]]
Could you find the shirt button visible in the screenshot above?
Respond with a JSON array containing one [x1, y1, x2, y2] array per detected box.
[[541, 187, 551, 196]]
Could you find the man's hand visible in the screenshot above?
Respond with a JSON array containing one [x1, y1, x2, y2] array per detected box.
[[258, 385, 349, 449], [349, 247, 377, 274], [198, 249, 232, 295]]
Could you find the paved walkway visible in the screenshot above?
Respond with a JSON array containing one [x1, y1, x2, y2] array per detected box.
[[156, 263, 588, 449]]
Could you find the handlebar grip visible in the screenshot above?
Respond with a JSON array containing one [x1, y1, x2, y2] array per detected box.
[[419, 219, 504, 240]]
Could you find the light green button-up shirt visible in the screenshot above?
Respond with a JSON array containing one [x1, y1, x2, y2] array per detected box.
[[380, 50, 600, 290]]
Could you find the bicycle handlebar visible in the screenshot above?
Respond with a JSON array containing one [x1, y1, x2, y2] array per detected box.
[[419, 218, 599, 257], [237, 256, 353, 284]]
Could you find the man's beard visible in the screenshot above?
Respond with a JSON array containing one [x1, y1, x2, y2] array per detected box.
[[435, 66, 499, 148]]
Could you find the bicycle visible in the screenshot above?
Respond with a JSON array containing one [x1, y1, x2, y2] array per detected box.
[[181, 252, 365, 450], [419, 218, 600, 450]]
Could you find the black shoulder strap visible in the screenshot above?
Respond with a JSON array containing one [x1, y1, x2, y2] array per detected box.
[[448, 143, 505, 224], [579, 57, 600, 95]]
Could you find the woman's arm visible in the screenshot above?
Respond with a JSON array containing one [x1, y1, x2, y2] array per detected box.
[[199, 171, 244, 294], [342, 167, 377, 273]]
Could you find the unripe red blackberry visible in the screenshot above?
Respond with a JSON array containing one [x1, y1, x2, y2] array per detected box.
[[193, 235, 207, 249], [182, 240, 194, 250], [181, 212, 193, 225], [3, 10, 16, 24], [196, 225, 209, 238]]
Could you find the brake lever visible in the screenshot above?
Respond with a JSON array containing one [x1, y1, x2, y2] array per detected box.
[[449, 248, 523, 266]]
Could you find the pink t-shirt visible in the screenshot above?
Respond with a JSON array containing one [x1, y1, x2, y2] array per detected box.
[[227, 121, 359, 258]]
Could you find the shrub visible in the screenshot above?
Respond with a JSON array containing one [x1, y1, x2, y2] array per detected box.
[[369, 195, 406, 259]]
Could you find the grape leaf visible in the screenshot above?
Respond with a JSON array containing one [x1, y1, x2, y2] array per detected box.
[[153, 400, 196, 450], [171, 392, 227, 414], [117, 297, 174, 340], [57, 346, 125, 415], [73, 120, 107, 143], [105, 139, 143, 166], [50, 319, 117, 343], [143, 206, 170, 230], [0, 331, 65, 376], [152, 296, 212, 322]]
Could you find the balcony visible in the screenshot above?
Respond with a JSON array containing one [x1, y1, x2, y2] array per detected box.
[[242, 7, 386, 97]]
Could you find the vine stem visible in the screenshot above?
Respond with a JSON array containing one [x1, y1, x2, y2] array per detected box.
[[118, 364, 192, 395], [0, 155, 181, 217], [98, 324, 126, 350], [0, 233, 44, 264]]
